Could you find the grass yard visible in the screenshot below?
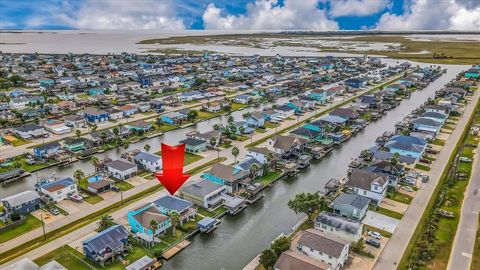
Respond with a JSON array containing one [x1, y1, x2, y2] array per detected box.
[[11, 137, 31, 147], [430, 138, 446, 146], [0, 214, 42, 244], [363, 224, 393, 238], [264, 121, 280, 129], [83, 194, 104, 204], [471, 216, 480, 270], [255, 170, 282, 186], [388, 192, 414, 205], [153, 151, 203, 166], [255, 128, 267, 133], [415, 163, 431, 171], [34, 245, 91, 270], [374, 207, 404, 220], [197, 110, 225, 119], [115, 180, 134, 191], [197, 206, 227, 218], [231, 103, 249, 111]]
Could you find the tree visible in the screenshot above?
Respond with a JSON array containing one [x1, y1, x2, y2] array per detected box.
[[390, 152, 400, 165], [271, 236, 290, 256], [97, 214, 114, 231], [112, 127, 119, 138], [91, 156, 100, 172], [238, 126, 245, 140], [73, 169, 84, 182], [122, 140, 130, 150], [75, 129, 81, 138], [231, 147, 239, 163], [266, 152, 275, 171], [149, 219, 158, 246], [100, 131, 108, 145], [187, 110, 198, 122], [91, 123, 98, 132], [249, 163, 259, 179], [144, 144, 151, 152], [168, 210, 180, 237], [259, 248, 277, 269], [227, 115, 234, 123], [287, 192, 327, 222]]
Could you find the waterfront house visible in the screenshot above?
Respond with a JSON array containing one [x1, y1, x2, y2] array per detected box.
[[296, 229, 349, 270], [128, 203, 171, 240], [345, 78, 367, 88], [274, 250, 331, 270], [126, 120, 152, 133], [186, 130, 221, 145], [384, 135, 427, 159], [347, 169, 389, 205], [14, 124, 45, 139], [235, 157, 264, 178], [274, 105, 295, 118], [267, 135, 308, 157], [33, 141, 61, 158], [84, 107, 109, 123], [319, 115, 347, 126], [87, 178, 115, 194], [246, 147, 274, 164], [202, 163, 250, 193], [331, 193, 370, 221], [329, 107, 360, 124], [133, 152, 162, 172], [420, 112, 447, 124], [161, 111, 187, 125], [106, 160, 138, 180], [63, 137, 89, 152], [245, 112, 265, 128], [179, 137, 207, 153], [153, 195, 196, 225], [106, 108, 123, 120], [63, 114, 86, 128], [411, 117, 443, 134], [202, 101, 222, 113], [365, 160, 404, 186], [83, 224, 130, 266], [290, 127, 323, 142], [38, 177, 78, 202], [360, 94, 381, 108], [119, 105, 138, 117], [1, 190, 41, 219], [181, 180, 228, 210], [315, 211, 363, 243]]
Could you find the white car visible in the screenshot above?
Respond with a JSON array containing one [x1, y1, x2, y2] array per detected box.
[[401, 186, 414, 192], [368, 231, 382, 240]]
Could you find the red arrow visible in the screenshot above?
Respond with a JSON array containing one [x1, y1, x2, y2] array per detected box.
[[155, 143, 190, 195]]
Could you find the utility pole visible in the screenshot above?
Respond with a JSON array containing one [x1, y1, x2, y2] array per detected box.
[[120, 189, 124, 205], [40, 213, 46, 241]]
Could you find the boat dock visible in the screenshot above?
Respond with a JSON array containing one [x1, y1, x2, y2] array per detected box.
[[162, 240, 191, 260]]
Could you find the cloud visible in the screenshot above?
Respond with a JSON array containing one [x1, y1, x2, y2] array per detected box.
[[202, 0, 339, 30], [375, 0, 480, 30], [329, 0, 391, 17]]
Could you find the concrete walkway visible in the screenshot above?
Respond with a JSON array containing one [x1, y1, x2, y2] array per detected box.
[[0, 76, 398, 265], [373, 89, 480, 270], [448, 146, 480, 270]]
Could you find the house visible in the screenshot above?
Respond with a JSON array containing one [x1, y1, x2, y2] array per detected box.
[[63, 137, 89, 152], [365, 160, 404, 186], [232, 121, 255, 135], [420, 112, 447, 124], [245, 112, 266, 128], [202, 163, 250, 193], [235, 157, 264, 178], [315, 212, 363, 243], [38, 177, 78, 202], [84, 107, 109, 123], [43, 119, 72, 134], [153, 195, 196, 225], [296, 229, 349, 270], [119, 105, 138, 116], [82, 225, 130, 266], [179, 137, 207, 153], [106, 108, 123, 120], [128, 203, 171, 240], [424, 105, 450, 115], [274, 250, 331, 270], [411, 117, 443, 134], [181, 180, 228, 210], [202, 101, 222, 113], [63, 114, 86, 128], [384, 135, 427, 159], [14, 124, 45, 139], [186, 130, 221, 144], [33, 141, 61, 158], [331, 193, 370, 221], [262, 109, 281, 122], [309, 89, 329, 104], [275, 105, 295, 118], [133, 152, 162, 172], [161, 111, 187, 125], [267, 135, 308, 157], [87, 178, 115, 194], [329, 107, 360, 123], [290, 127, 323, 142], [464, 68, 479, 78], [345, 78, 367, 88], [3, 257, 67, 270], [106, 160, 138, 180], [246, 147, 274, 164], [347, 169, 389, 205], [232, 94, 251, 104], [1, 190, 41, 218], [149, 100, 164, 113], [126, 120, 152, 132]]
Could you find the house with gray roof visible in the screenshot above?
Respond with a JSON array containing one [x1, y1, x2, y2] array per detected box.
[[133, 151, 162, 172], [82, 224, 130, 266], [106, 160, 138, 180], [296, 229, 350, 270], [153, 195, 196, 225], [331, 193, 371, 221], [201, 163, 250, 193], [1, 190, 41, 219], [315, 211, 363, 243], [347, 169, 388, 205], [181, 180, 227, 210], [274, 250, 331, 270]]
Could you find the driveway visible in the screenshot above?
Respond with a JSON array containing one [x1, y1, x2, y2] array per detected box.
[[363, 211, 400, 234], [380, 198, 409, 214]]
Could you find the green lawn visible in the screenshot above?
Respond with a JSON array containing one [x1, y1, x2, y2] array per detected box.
[[115, 180, 134, 191], [153, 151, 203, 166], [34, 246, 91, 270], [0, 214, 42, 244], [255, 128, 267, 133], [197, 206, 227, 218], [255, 170, 282, 186], [231, 103, 249, 110], [430, 139, 446, 146], [11, 137, 31, 147], [374, 207, 404, 220], [264, 121, 280, 129], [415, 163, 431, 171], [388, 192, 414, 205], [197, 110, 225, 119], [83, 194, 104, 204]]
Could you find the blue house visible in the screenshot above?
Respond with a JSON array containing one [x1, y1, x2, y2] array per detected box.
[[33, 141, 61, 158], [290, 127, 323, 142], [84, 107, 109, 123], [464, 69, 479, 78], [153, 195, 196, 225], [138, 75, 151, 87], [245, 112, 265, 128], [83, 225, 130, 266], [9, 89, 27, 98], [39, 78, 55, 88], [88, 88, 104, 96], [384, 135, 427, 159], [128, 203, 171, 239], [161, 111, 187, 125], [1, 190, 41, 219], [309, 89, 328, 103], [411, 117, 443, 134], [345, 78, 367, 88]]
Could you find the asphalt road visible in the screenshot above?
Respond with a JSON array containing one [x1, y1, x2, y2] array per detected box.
[[448, 146, 480, 270]]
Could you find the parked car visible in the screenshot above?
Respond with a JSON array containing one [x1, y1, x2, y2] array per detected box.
[[368, 231, 382, 240], [401, 186, 414, 192], [366, 238, 381, 248], [460, 156, 472, 163], [422, 175, 429, 183], [49, 207, 60, 215]]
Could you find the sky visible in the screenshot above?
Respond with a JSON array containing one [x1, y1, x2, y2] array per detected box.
[[0, 0, 479, 31]]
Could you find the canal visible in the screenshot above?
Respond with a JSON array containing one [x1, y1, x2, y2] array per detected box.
[[0, 97, 291, 197], [160, 65, 465, 270]]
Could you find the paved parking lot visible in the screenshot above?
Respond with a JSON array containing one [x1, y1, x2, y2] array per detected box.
[[363, 211, 400, 234]]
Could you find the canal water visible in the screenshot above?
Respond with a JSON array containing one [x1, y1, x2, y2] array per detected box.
[[0, 97, 290, 197], [160, 65, 466, 270]]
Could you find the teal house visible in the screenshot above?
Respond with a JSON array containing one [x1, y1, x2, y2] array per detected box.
[[63, 137, 88, 152], [128, 203, 171, 239], [179, 138, 207, 153], [464, 68, 479, 79], [88, 88, 104, 96]]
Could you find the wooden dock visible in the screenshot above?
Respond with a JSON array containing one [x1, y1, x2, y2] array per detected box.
[[162, 240, 191, 260]]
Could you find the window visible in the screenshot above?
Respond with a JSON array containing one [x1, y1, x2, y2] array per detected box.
[[363, 190, 367, 195]]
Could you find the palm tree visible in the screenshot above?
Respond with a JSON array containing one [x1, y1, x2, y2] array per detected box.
[[112, 127, 119, 138], [144, 144, 151, 152], [168, 211, 180, 237], [390, 152, 400, 165], [122, 140, 130, 150], [238, 126, 245, 140], [266, 152, 275, 171], [231, 147, 239, 163], [73, 169, 84, 183], [100, 131, 107, 145], [249, 163, 259, 179], [97, 214, 114, 231], [75, 129, 81, 138], [149, 219, 158, 247], [91, 156, 100, 172]]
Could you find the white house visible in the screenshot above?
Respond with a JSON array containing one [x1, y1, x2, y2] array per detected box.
[[347, 169, 389, 205], [315, 212, 363, 243], [246, 147, 273, 164], [38, 177, 78, 202], [106, 160, 138, 180], [133, 152, 162, 172], [297, 229, 349, 270], [14, 124, 46, 140]]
